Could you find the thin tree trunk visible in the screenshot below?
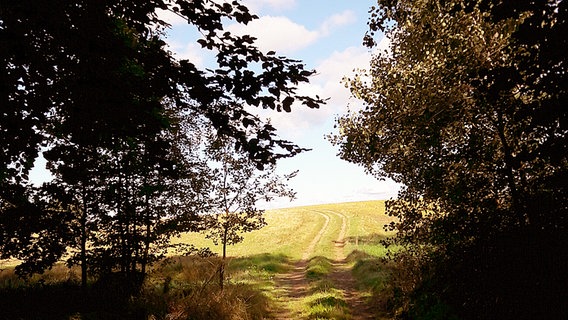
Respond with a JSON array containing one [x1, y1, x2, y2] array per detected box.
[[220, 226, 227, 290], [142, 178, 151, 276], [81, 184, 88, 290], [495, 110, 526, 226]]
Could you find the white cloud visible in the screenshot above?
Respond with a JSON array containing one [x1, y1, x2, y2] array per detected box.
[[227, 15, 319, 54], [356, 180, 402, 199], [374, 34, 392, 56], [240, 0, 297, 13], [319, 10, 357, 36], [256, 46, 371, 139], [227, 10, 357, 54], [156, 8, 187, 26], [169, 42, 205, 67]]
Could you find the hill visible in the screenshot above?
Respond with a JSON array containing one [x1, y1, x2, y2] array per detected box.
[[173, 200, 393, 259]]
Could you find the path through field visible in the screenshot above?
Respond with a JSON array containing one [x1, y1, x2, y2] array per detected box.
[[273, 209, 375, 319]]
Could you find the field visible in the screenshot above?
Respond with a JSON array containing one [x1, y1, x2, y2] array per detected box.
[[174, 200, 392, 258], [0, 200, 396, 319]]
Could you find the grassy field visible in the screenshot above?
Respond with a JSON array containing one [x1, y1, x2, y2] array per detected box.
[[173, 200, 392, 259], [0, 200, 396, 319], [172, 200, 395, 319]]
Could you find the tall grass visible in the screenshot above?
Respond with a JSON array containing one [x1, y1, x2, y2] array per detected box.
[[0, 200, 396, 319]]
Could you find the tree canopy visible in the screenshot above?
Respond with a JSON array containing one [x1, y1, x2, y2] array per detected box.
[[0, 0, 323, 282], [333, 0, 567, 318]]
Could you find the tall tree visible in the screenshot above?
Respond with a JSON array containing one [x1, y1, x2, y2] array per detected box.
[[333, 0, 567, 318], [1, 0, 323, 279], [203, 130, 296, 289]]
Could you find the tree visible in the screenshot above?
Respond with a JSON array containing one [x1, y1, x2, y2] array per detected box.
[[1, 0, 323, 281], [333, 0, 567, 318], [202, 130, 296, 289]]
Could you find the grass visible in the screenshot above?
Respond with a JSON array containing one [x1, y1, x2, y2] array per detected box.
[[0, 200, 396, 319], [302, 256, 351, 319], [173, 201, 394, 260], [172, 206, 329, 260]]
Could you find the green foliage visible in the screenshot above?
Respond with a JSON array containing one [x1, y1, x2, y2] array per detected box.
[[333, 0, 567, 318], [1, 0, 324, 283]]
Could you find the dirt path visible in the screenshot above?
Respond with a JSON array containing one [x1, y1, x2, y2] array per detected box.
[[272, 211, 330, 319], [273, 210, 375, 319], [327, 210, 376, 320]]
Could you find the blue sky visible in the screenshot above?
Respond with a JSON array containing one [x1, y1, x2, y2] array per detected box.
[[30, 0, 400, 208], [175, 0, 399, 208]]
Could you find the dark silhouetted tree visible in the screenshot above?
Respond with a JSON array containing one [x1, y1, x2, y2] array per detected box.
[[1, 0, 323, 281], [332, 0, 567, 318]]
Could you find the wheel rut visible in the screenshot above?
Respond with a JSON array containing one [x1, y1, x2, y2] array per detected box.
[[273, 210, 375, 319], [272, 211, 330, 319], [326, 210, 375, 320]]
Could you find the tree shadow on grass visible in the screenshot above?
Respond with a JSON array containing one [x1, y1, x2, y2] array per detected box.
[[0, 280, 145, 320]]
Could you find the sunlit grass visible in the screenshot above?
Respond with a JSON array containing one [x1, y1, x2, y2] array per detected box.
[[0, 200, 397, 319], [301, 257, 350, 319], [172, 200, 393, 259], [172, 206, 329, 260]]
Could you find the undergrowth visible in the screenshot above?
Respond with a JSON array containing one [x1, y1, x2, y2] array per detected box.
[[0, 254, 291, 320]]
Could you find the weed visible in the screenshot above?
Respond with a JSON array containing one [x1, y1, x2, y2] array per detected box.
[[303, 289, 350, 319], [306, 256, 333, 280]]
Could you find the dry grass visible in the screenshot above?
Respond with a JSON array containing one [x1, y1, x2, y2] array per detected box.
[[173, 201, 392, 259], [0, 200, 396, 319]]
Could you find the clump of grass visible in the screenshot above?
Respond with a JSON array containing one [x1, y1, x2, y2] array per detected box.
[[346, 249, 403, 319], [229, 253, 291, 275], [305, 256, 333, 280], [149, 281, 270, 320], [300, 257, 351, 319], [143, 254, 289, 319], [303, 287, 350, 319], [347, 250, 390, 292]]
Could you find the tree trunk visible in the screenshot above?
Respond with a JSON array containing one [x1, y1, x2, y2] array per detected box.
[[81, 185, 88, 290], [220, 226, 228, 290], [141, 170, 152, 277], [495, 110, 527, 226]]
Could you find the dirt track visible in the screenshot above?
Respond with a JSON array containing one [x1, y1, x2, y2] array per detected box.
[[273, 210, 375, 319]]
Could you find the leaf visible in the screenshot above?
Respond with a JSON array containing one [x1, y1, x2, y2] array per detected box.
[[282, 96, 294, 113]]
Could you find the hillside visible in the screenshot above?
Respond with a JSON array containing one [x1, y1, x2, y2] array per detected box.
[[173, 200, 393, 259], [0, 200, 396, 320]]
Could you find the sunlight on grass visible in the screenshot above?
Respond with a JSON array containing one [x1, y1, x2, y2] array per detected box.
[[172, 200, 393, 260], [304, 289, 350, 320], [0, 200, 396, 319]]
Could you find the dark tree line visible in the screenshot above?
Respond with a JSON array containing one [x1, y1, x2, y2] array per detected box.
[[333, 0, 567, 319], [0, 0, 321, 288]]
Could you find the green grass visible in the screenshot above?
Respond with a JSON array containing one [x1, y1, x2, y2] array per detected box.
[[173, 201, 394, 260], [0, 200, 396, 319], [302, 257, 350, 319], [306, 256, 334, 280], [304, 289, 350, 320]]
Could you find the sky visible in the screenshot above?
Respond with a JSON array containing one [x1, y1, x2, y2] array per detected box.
[[170, 0, 399, 208], [30, 0, 401, 209]]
